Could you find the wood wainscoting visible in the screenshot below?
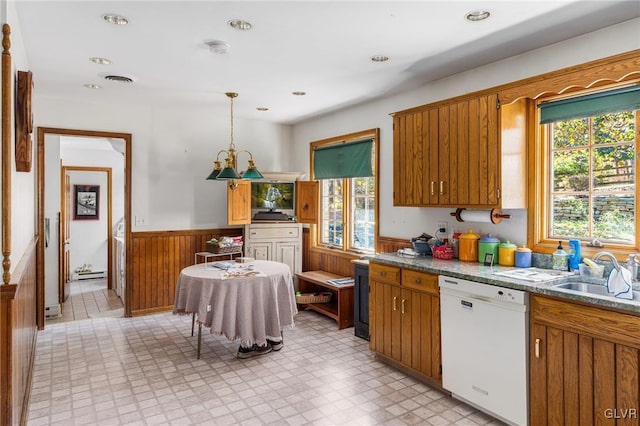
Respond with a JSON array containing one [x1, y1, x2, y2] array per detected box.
[[377, 236, 411, 253], [129, 228, 242, 316], [1, 239, 38, 426], [302, 228, 411, 277]]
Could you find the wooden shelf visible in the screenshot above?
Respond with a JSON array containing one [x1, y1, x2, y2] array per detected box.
[[296, 270, 354, 329]]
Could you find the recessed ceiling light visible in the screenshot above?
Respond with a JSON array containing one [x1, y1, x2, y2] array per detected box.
[[102, 14, 129, 25], [205, 40, 231, 55], [465, 10, 491, 22], [228, 19, 252, 30], [292, 91, 306, 96], [83, 84, 101, 89], [370, 55, 389, 62], [256, 107, 269, 111], [89, 57, 111, 65]]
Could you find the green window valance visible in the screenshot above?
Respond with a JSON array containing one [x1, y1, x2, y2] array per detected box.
[[313, 138, 374, 179], [539, 85, 640, 124]]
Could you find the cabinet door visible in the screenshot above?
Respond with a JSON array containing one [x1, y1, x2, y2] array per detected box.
[[393, 113, 426, 206], [227, 180, 252, 225], [446, 95, 500, 207], [296, 181, 318, 224], [274, 241, 299, 274], [530, 295, 640, 425], [247, 242, 271, 260], [369, 280, 402, 361], [401, 289, 441, 383]]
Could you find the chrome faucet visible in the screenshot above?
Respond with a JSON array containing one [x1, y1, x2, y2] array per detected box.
[[627, 254, 639, 282], [591, 251, 621, 272]]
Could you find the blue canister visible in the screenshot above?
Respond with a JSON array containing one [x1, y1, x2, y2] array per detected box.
[[515, 246, 532, 268], [568, 239, 581, 271]]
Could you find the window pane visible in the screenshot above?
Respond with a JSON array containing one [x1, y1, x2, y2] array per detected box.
[[593, 194, 635, 243], [593, 144, 634, 192], [551, 195, 589, 238], [552, 149, 589, 192], [593, 112, 635, 144], [552, 118, 589, 149], [350, 177, 374, 252], [320, 179, 343, 246]]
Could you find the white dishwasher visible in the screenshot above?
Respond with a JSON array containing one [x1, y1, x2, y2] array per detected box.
[[439, 275, 529, 426]]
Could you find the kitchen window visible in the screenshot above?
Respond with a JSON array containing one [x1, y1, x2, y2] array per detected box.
[[311, 129, 379, 253], [537, 85, 640, 252]]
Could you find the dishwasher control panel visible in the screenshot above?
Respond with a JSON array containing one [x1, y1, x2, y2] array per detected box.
[[438, 275, 528, 305]]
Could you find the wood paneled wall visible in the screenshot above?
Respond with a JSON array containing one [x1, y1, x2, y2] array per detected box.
[[302, 229, 410, 277], [377, 236, 410, 254], [1, 239, 38, 425], [129, 228, 242, 316]]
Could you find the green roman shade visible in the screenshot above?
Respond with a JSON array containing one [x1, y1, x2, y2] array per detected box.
[[539, 85, 640, 124], [313, 138, 374, 179]]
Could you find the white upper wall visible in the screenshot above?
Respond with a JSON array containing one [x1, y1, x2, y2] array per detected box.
[[291, 18, 640, 244], [33, 100, 292, 232]]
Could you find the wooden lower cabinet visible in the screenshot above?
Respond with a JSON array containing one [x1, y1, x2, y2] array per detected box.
[[369, 262, 441, 384], [530, 294, 640, 425]]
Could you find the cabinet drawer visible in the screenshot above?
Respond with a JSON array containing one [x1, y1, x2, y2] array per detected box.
[[247, 226, 300, 239], [370, 263, 401, 285], [401, 269, 438, 294]]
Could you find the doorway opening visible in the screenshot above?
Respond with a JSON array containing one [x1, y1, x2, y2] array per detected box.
[[36, 128, 132, 328]]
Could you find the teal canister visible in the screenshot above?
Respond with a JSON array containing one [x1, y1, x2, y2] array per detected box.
[[515, 246, 532, 268], [478, 233, 500, 263]]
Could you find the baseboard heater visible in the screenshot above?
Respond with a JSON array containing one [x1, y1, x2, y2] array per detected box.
[[45, 304, 61, 318], [76, 271, 106, 280]]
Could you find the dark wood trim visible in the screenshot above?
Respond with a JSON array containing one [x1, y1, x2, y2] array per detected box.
[[2, 24, 12, 287], [37, 127, 132, 319]]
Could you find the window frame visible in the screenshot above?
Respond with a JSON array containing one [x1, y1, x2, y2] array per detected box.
[[310, 128, 380, 254], [530, 86, 640, 260]]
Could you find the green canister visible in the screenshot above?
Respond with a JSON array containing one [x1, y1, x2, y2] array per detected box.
[[478, 233, 500, 264]]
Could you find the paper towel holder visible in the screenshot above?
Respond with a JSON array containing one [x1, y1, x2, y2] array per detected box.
[[450, 208, 511, 224]]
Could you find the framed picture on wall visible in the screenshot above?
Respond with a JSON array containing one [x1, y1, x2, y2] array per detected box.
[[74, 185, 99, 220]]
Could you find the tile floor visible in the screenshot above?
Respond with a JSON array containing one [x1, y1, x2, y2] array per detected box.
[[46, 278, 124, 324], [30, 282, 505, 426]]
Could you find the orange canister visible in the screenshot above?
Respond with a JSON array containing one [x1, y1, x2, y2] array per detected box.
[[458, 229, 480, 262], [498, 241, 517, 266]]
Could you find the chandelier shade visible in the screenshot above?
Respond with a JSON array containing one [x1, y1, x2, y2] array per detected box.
[[206, 92, 263, 187]]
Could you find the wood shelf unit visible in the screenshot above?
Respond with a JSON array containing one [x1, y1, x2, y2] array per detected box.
[[296, 270, 354, 329]]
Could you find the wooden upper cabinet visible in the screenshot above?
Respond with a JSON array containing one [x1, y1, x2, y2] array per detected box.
[[227, 180, 252, 225], [392, 93, 525, 208], [296, 180, 318, 224]]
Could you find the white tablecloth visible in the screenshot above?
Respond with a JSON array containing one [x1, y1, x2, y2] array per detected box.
[[173, 260, 297, 347]]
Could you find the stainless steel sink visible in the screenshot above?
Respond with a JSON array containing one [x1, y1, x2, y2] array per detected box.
[[554, 282, 640, 301]]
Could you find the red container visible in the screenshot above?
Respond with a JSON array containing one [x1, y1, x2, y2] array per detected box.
[[433, 245, 454, 260]]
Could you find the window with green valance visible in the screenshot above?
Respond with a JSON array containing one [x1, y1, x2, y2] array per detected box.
[[312, 138, 374, 179], [538, 85, 640, 124]]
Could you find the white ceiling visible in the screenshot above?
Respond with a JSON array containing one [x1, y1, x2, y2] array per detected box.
[[15, 1, 640, 125]]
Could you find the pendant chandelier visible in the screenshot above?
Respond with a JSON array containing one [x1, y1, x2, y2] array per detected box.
[[206, 92, 263, 188]]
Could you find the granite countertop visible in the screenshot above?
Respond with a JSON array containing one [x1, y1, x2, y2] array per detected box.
[[369, 253, 640, 314]]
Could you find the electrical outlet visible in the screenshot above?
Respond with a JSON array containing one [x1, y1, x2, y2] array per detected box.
[[436, 221, 447, 234]]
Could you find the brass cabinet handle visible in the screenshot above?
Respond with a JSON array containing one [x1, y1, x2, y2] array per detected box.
[[440, 181, 444, 195], [380, 271, 386, 276], [535, 338, 541, 358], [414, 278, 421, 284], [401, 299, 406, 314], [430, 181, 435, 196], [393, 296, 397, 311]]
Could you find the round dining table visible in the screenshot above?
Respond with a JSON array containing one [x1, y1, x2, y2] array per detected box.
[[173, 260, 298, 358]]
